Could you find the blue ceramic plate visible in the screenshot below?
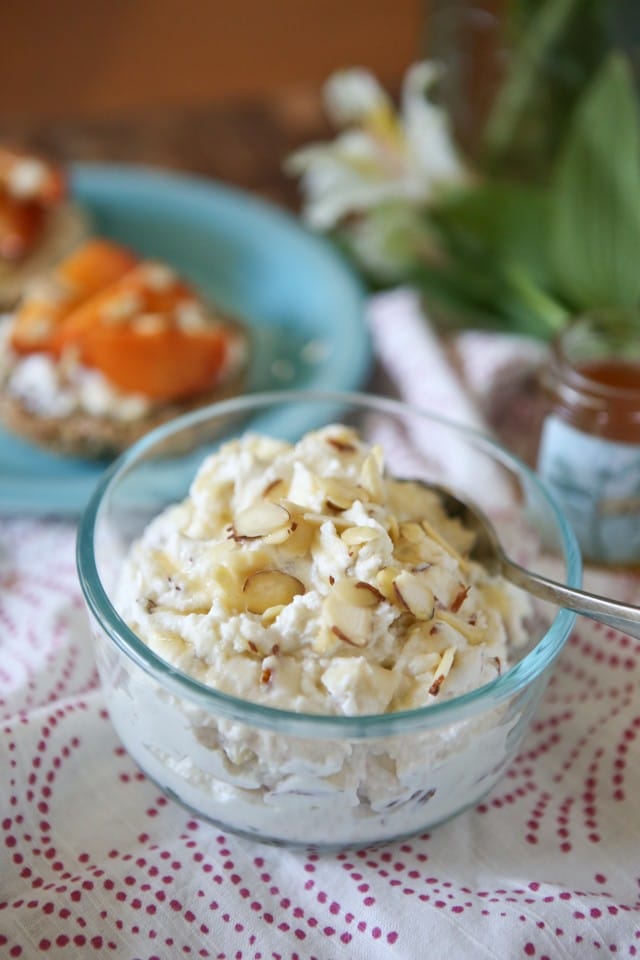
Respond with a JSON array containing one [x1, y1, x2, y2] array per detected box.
[[0, 163, 370, 516]]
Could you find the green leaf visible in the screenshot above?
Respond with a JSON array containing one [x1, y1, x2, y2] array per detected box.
[[483, 0, 585, 166], [429, 181, 553, 289], [481, 0, 612, 179], [411, 257, 567, 338], [406, 181, 567, 337], [550, 52, 640, 309]]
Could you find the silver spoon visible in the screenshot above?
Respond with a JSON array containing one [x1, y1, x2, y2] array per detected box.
[[424, 481, 640, 640]]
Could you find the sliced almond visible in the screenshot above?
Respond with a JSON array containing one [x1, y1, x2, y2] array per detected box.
[[262, 525, 295, 546], [334, 577, 383, 608], [242, 569, 305, 614], [262, 477, 287, 501], [394, 522, 431, 565], [326, 434, 357, 453], [331, 625, 367, 647], [386, 513, 400, 543], [399, 522, 426, 544], [393, 570, 435, 620], [322, 477, 361, 511], [232, 501, 291, 540], [340, 525, 380, 547], [421, 518, 467, 567], [313, 624, 339, 655], [280, 518, 315, 557], [302, 510, 352, 530], [436, 610, 487, 645], [356, 581, 385, 604], [429, 646, 456, 696], [375, 566, 402, 602], [261, 604, 286, 626], [359, 452, 384, 502], [371, 443, 384, 469], [386, 478, 437, 517], [450, 584, 470, 613], [323, 592, 371, 647]]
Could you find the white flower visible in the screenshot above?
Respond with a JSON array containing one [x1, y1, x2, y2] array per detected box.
[[402, 63, 466, 185], [287, 62, 468, 230], [324, 67, 393, 127]]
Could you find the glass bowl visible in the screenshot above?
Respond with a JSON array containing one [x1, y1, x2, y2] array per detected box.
[[76, 390, 581, 849]]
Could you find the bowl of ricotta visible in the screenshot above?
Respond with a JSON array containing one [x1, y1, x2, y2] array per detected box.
[[76, 390, 581, 849]]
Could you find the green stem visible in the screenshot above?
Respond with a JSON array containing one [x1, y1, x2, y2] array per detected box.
[[506, 266, 569, 335]]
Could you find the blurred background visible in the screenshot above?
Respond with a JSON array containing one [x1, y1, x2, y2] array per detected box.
[[0, 0, 427, 208]]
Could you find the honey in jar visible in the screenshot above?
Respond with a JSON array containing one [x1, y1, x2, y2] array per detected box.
[[537, 309, 640, 565]]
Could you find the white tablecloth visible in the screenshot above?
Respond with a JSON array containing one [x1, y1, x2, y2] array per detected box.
[[1, 291, 639, 959]]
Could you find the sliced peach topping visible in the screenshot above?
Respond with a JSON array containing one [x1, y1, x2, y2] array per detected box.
[[9, 236, 233, 402], [51, 261, 230, 402], [9, 238, 137, 354], [0, 147, 67, 262]]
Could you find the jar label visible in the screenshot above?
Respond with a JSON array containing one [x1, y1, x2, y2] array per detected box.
[[537, 414, 640, 564]]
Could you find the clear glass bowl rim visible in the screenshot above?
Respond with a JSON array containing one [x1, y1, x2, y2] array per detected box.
[[76, 388, 581, 738]]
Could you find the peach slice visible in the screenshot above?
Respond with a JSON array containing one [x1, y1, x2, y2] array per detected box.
[[52, 261, 230, 401], [10, 238, 137, 353]]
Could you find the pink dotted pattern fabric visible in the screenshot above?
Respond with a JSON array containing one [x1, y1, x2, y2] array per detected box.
[[2, 291, 640, 958]]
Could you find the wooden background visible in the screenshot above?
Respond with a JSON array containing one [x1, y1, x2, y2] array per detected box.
[[0, 0, 424, 122], [0, 1, 428, 209]]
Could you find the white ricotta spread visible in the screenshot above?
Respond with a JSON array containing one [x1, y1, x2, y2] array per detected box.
[[117, 425, 529, 715], [105, 424, 534, 846]]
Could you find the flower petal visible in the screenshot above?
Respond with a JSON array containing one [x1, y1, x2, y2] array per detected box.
[[323, 67, 393, 126]]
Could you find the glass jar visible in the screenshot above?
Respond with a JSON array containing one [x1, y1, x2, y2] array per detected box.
[[537, 309, 640, 565]]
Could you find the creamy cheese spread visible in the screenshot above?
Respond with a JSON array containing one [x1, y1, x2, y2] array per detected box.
[[101, 423, 537, 846], [117, 424, 529, 716]]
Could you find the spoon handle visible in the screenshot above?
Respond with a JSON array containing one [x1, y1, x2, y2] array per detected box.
[[502, 559, 640, 639]]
